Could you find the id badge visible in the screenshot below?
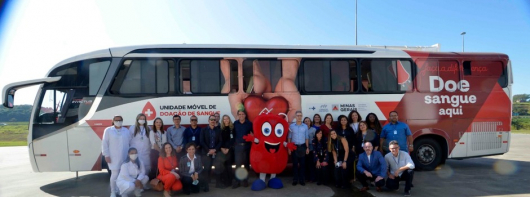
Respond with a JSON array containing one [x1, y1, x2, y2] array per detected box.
[[230, 134, 233, 139], [187, 162, 191, 167], [394, 130, 397, 135], [192, 136, 196, 141]]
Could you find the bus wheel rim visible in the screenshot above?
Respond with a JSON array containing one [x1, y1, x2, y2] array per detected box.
[[417, 144, 436, 165]]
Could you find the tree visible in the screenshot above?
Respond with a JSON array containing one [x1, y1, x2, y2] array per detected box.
[[513, 104, 530, 116], [512, 118, 530, 130], [513, 94, 530, 103]]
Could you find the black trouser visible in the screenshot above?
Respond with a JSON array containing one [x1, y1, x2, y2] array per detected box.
[[215, 150, 232, 184], [233, 144, 250, 182], [334, 163, 348, 187], [315, 161, 328, 184], [201, 153, 217, 188], [181, 175, 206, 194], [386, 169, 414, 192], [357, 170, 385, 188], [347, 153, 355, 181], [305, 153, 315, 181], [292, 145, 306, 182]]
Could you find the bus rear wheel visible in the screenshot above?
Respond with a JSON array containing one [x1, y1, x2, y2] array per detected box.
[[413, 138, 442, 171]]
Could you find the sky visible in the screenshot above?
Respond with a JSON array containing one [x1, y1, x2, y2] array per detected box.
[[0, 0, 529, 105]]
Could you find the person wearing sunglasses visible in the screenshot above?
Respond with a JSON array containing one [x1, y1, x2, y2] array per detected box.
[[199, 115, 223, 191], [183, 115, 202, 154]]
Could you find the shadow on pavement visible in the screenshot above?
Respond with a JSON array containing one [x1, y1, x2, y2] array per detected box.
[[367, 157, 530, 197], [40, 165, 374, 197]]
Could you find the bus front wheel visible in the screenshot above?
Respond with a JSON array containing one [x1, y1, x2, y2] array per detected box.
[[413, 138, 442, 171]]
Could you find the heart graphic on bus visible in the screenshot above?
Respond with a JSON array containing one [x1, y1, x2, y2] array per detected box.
[[244, 96, 289, 121], [142, 101, 157, 121]]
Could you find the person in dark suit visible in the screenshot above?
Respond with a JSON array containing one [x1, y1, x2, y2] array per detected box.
[[357, 141, 386, 192], [179, 142, 206, 195], [200, 115, 223, 190]]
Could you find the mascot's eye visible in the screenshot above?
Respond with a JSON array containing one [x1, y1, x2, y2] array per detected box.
[[261, 122, 272, 136], [274, 123, 284, 137]]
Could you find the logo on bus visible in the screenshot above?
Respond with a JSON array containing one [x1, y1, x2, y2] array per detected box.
[[142, 102, 157, 121], [424, 76, 477, 117]]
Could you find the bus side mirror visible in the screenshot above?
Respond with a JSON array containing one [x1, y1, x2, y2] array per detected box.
[[5, 89, 15, 108]]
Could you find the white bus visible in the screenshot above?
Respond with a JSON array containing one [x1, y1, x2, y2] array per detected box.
[[2, 44, 512, 173]]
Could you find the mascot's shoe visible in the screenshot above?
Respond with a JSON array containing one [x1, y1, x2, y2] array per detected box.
[[251, 179, 267, 191], [268, 178, 284, 189]]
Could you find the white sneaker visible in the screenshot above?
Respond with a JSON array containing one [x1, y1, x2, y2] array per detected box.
[[134, 188, 142, 197], [144, 184, 151, 190]]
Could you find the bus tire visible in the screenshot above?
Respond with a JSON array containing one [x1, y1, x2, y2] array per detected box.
[[413, 138, 442, 171]]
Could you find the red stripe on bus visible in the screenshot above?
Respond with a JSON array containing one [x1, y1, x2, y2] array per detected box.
[[503, 141, 508, 143], [92, 153, 103, 171]]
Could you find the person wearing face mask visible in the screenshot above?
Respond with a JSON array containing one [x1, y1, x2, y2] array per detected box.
[[129, 113, 152, 181], [117, 148, 149, 197], [102, 115, 131, 197]]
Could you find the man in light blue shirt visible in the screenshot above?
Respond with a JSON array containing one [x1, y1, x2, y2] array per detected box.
[[380, 111, 413, 153], [288, 111, 309, 186], [167, 115, 186, 158], [385, 140, 415, 196]]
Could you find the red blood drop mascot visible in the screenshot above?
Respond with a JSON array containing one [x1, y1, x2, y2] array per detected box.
[[243, 110, 296, 191]]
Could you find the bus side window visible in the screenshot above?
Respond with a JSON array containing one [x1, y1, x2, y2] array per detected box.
[[349, 60, 358, 92], [462, 61, 506, 92], [179, 60, 227, 94], [303, 60, 350, 93], [113, 59, 171, 94], [361, 59, 412, 92], [242, 59, 282, 94], [180, 60, 191, 94], [227, 60, 238, 93]]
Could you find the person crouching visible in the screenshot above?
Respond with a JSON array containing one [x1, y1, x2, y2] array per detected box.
[[117, 147, 149, 197]]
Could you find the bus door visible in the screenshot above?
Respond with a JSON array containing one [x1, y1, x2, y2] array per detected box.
[[32, 88, 74, 171]]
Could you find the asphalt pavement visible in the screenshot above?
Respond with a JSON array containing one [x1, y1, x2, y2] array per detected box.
[[1, 134, 529, 197]]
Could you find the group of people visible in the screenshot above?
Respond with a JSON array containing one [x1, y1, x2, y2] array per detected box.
[[289, 110, 415, 196], [101, 111, 254, 197], [101, 109, 416, 197]]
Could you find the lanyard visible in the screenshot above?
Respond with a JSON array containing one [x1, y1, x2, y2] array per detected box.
[[392, 151, 400, 167], [138, 127, 145, 140], [191, 127, 199, 135]]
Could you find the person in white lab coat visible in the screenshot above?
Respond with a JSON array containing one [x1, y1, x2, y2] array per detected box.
[[129, 113, 152, 178], [117, 147, 149, 197], [102, 115, 131, 197]]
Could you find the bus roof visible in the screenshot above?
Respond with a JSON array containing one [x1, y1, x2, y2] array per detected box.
[[52, 44, 508, 75]]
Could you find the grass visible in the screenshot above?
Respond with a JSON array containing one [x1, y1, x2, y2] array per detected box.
[[512, 130, 530, 134], [0, 141, 26, 147], [0, 122, 28, 146]]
